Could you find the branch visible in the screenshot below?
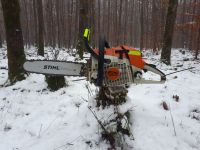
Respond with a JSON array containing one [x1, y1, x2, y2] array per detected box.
[[169, 103, 177, 136], [0, 67, 8, 70], [88, 106, 107, 133]]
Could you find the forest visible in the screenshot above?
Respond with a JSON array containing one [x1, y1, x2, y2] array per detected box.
[[0, 0, 199, 53]]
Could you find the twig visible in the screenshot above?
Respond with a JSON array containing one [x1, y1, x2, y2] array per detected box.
[[169, 103, 177, 136], [54, 135, 84, 150], [71, 78, 86, 82], [88, 106, 107, 133], [165, 67, 195, 76], [0, 79, 11, 88], [38, 124, 43, 138], [87, 106, 116, 147], [85, 84, 93, 97], [0, 67, 8, 70], [81, 97, 88, 102], [88, 84, 94, 96], [42, 117, 57, 135]]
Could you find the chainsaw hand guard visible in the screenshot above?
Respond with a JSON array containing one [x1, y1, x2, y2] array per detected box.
[[133, 63, 166, 84]]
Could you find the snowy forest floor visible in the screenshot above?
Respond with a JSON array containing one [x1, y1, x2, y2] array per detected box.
[[0, 47, 200, 150]]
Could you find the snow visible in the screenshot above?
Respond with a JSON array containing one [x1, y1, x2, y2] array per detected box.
[[0, 47, 200, 150]]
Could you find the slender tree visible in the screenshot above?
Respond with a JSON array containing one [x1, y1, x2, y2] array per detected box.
[[195, 28, 200, 59], [37, 0, 44, 56], [0, 26, 2, 48], [161, 0, 178, 65], [1, 0, 26, 84], [33, 0, 38, 46], [76, 0, 90, 59], [44, 0, 66, 91], [140, 0, 144, 50], [152, 0, 159, 51]]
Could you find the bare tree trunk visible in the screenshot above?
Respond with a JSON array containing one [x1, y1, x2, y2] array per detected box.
[[90, 0, 95, 47], [1, 0, 26, 84], [130, 0, 135, 46], [152, 0, 159, 52], [0, 22, 2, 48], [161, 0, 178, 65], [37, 0, 44, 56], [0, 34, 2, 48], [123, 0, 128, 45], [188, 0, 197, 51], [97, 0, 101, 45], [180, 0, 186, 47], [117, 0, 123, 45], [114, 0, 118, 45], [33, 0, 38, 47], [76, 0, 89, 59], [22, 0, 29, 48], [55, 0, 61, 48], [140, 0, 144, 50], [44, 0, 66, 91], [73, 1, 79, 48], [195, 1, 200, 59], [195, 28, 200, 59]]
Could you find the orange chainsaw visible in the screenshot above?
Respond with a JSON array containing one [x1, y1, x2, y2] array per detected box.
[[83, 28, 166, 87], [23, 28, 166, 87]]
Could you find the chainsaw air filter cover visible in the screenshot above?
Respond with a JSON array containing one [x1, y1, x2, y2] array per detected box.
[[103, 62, 133, 87]]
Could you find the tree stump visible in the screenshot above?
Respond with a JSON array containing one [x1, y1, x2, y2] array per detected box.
[[96, 86, 134, 149], [45, 75, 66, 91]]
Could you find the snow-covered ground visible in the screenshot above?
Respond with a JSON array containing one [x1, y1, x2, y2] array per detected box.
[[0, 47, 200, 150]]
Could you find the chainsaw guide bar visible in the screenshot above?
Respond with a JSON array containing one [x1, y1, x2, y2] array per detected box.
[[23, 60, 86, 76]]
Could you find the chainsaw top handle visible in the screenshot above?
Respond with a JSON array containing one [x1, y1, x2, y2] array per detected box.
[[83, 29, 98, 59], [83, 28, 110, 60]]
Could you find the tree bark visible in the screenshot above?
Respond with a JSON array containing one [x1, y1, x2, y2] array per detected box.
[[33, 0, 38, 47], [161, 0, 178, 65], [140, 0, 144, 50], [55, 0, 61, 48], [152, 0, 159, 52], [1, 0, 26, 84], [76, 0, 89, 59], [44, 0, 66, 91], [195, 28, 200, 59], [0, 33, 2, 48], [37, 0, 44, 56]]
